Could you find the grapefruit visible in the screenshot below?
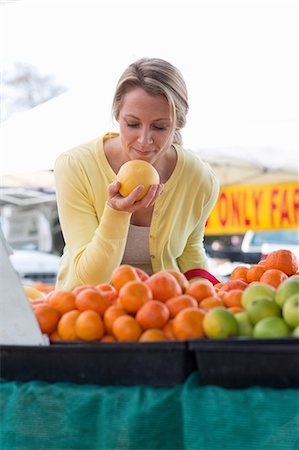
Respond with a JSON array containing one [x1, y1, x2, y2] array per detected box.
[[117, 160, 160, 200]]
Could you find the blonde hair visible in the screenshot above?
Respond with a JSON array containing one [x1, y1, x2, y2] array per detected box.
[[112, 57, 189, 145]]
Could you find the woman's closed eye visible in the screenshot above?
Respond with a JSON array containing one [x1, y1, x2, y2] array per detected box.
[[126, 122, 168, 131]]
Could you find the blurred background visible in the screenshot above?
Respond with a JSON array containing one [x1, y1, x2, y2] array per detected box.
[[1, 0, 298, 283]]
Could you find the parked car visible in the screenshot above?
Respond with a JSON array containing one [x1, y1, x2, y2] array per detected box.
[[9, 250, 60, 285], [241, 229, 299, 262]]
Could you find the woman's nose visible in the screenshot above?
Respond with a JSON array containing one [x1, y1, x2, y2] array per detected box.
[[137, 128, 153, 144]]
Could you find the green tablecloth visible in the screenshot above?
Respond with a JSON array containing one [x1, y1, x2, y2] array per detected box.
[[1, 373, 299, 450]]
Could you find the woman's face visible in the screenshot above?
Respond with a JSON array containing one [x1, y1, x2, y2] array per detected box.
[[118, 87, 175, 164]]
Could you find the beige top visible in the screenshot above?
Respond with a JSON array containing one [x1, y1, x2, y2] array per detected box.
[[122, 224, 153, 275]]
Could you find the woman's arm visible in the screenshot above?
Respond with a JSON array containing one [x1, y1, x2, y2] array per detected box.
[[54, 153, 132, 285], [177, 171, 220, 277]]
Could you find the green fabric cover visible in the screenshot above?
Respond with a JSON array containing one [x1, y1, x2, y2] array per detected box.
[[1, 373, 299, 450]]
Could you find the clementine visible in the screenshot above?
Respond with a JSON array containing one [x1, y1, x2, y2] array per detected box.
[[186, 280, 217, 305], [103, 304, 128, 334], [33, 304, 60, 334], [259, 268, 288, 288], [165, 294, 198, 318], [75, 310, 105, 341], [246, 264, 266, 283], [163, 269, 189, 292], [57, 310, 81, 341], [200, 296, 224, 310], [75, 288, 112, 315], [172, 307, 205, 340], [265, 249, 298, 276], [118, 280, 153, 314], [112, 315, 143, 342], [136, 300, 170, 329], [145, 271, 182, 302], [111, 264, 140, 291], [47, 290, 77, 315], [230, 265, 249, 281], [139, 328, 167, 342]]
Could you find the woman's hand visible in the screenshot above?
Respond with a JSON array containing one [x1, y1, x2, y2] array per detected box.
[[107, 181, 164, 213]]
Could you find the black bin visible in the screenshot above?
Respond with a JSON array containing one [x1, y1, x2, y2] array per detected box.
[[0, 341, 196, 387], [188, 337, 299, 388]]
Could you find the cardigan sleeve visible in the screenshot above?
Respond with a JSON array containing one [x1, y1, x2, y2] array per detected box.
[[177, 167, 220, 280], [54, 152, 131, 289]]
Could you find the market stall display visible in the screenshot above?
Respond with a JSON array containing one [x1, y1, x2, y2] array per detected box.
[[1, 230, 298, 388]]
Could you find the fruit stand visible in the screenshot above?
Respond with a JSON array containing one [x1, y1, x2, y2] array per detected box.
[[1, 230, 299, 450]]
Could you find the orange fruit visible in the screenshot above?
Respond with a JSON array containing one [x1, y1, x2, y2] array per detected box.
[[185, 280, 216, 304], [116, 160, 160, 200], [214, 282, 224, 289], [111, 264, 140, 291], [33, 304, 60, 334], [246, 265, 266, 283], [145, 271, 182, 302], [134, 267, 150, 281], [96, 283, 118, 303], [136, 300, 170, 329], [162, 319, 176, 340], [72, 285, 98, 296], [75, 310, 105, 341], [139, 328, 167, 342], [228, 306, 244, 314], [103, 304, 127, 334], [47, 290, 77, 315], [258, 259, 267, 266], [112, 315, 143, 342], [230, 265, 249, 281], [49, 330, 61, 342], [172, 307, 205, 340], [57, 310, 81, 341], [259, 269, 288, 288], [200, 296, 224, 310], [75, 288, 112, 316], [163, 269, 190, 292], [222, 289, 243, 308], [118, 280, 153, 314], [165, 294, 198, 318], [101, 335, 116, 342], [264, 249, 298, 276], [220, 279, 248, 292]]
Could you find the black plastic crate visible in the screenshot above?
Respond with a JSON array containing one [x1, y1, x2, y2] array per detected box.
[[188, 337, 299, 389], [0, 341, 196, 387]]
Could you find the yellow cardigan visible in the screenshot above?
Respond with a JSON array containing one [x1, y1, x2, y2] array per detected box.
[[54, 133, 219, 290]]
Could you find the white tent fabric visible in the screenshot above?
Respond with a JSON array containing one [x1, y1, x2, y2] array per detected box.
[[1, 92, 298, 187]]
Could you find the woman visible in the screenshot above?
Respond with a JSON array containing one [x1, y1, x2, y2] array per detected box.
[[54, 57, 219, 290]]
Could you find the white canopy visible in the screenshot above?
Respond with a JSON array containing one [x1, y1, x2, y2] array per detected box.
[[1, 91, 298, 187]]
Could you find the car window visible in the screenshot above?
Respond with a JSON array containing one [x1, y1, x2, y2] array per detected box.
[[251, 230, 299, 246]]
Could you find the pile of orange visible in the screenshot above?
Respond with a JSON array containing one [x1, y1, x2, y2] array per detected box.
[[29, 249, 299, 342]]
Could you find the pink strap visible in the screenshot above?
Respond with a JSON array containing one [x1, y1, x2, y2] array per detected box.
[[184, 268, 220, 285]]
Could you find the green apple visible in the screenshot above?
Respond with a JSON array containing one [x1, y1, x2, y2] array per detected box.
[[275, 275, 299, 308], [203, 308, 239, 338], [241, 282, 276, 309], [235, 311, 253, 336], [282, 293, 299, 329], [292, 325, 299, 337], [247, 297, 281, 325], [253, 317, 291, 338]]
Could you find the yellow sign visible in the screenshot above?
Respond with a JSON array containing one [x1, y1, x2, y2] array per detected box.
[[205, 182, 299, 235]]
